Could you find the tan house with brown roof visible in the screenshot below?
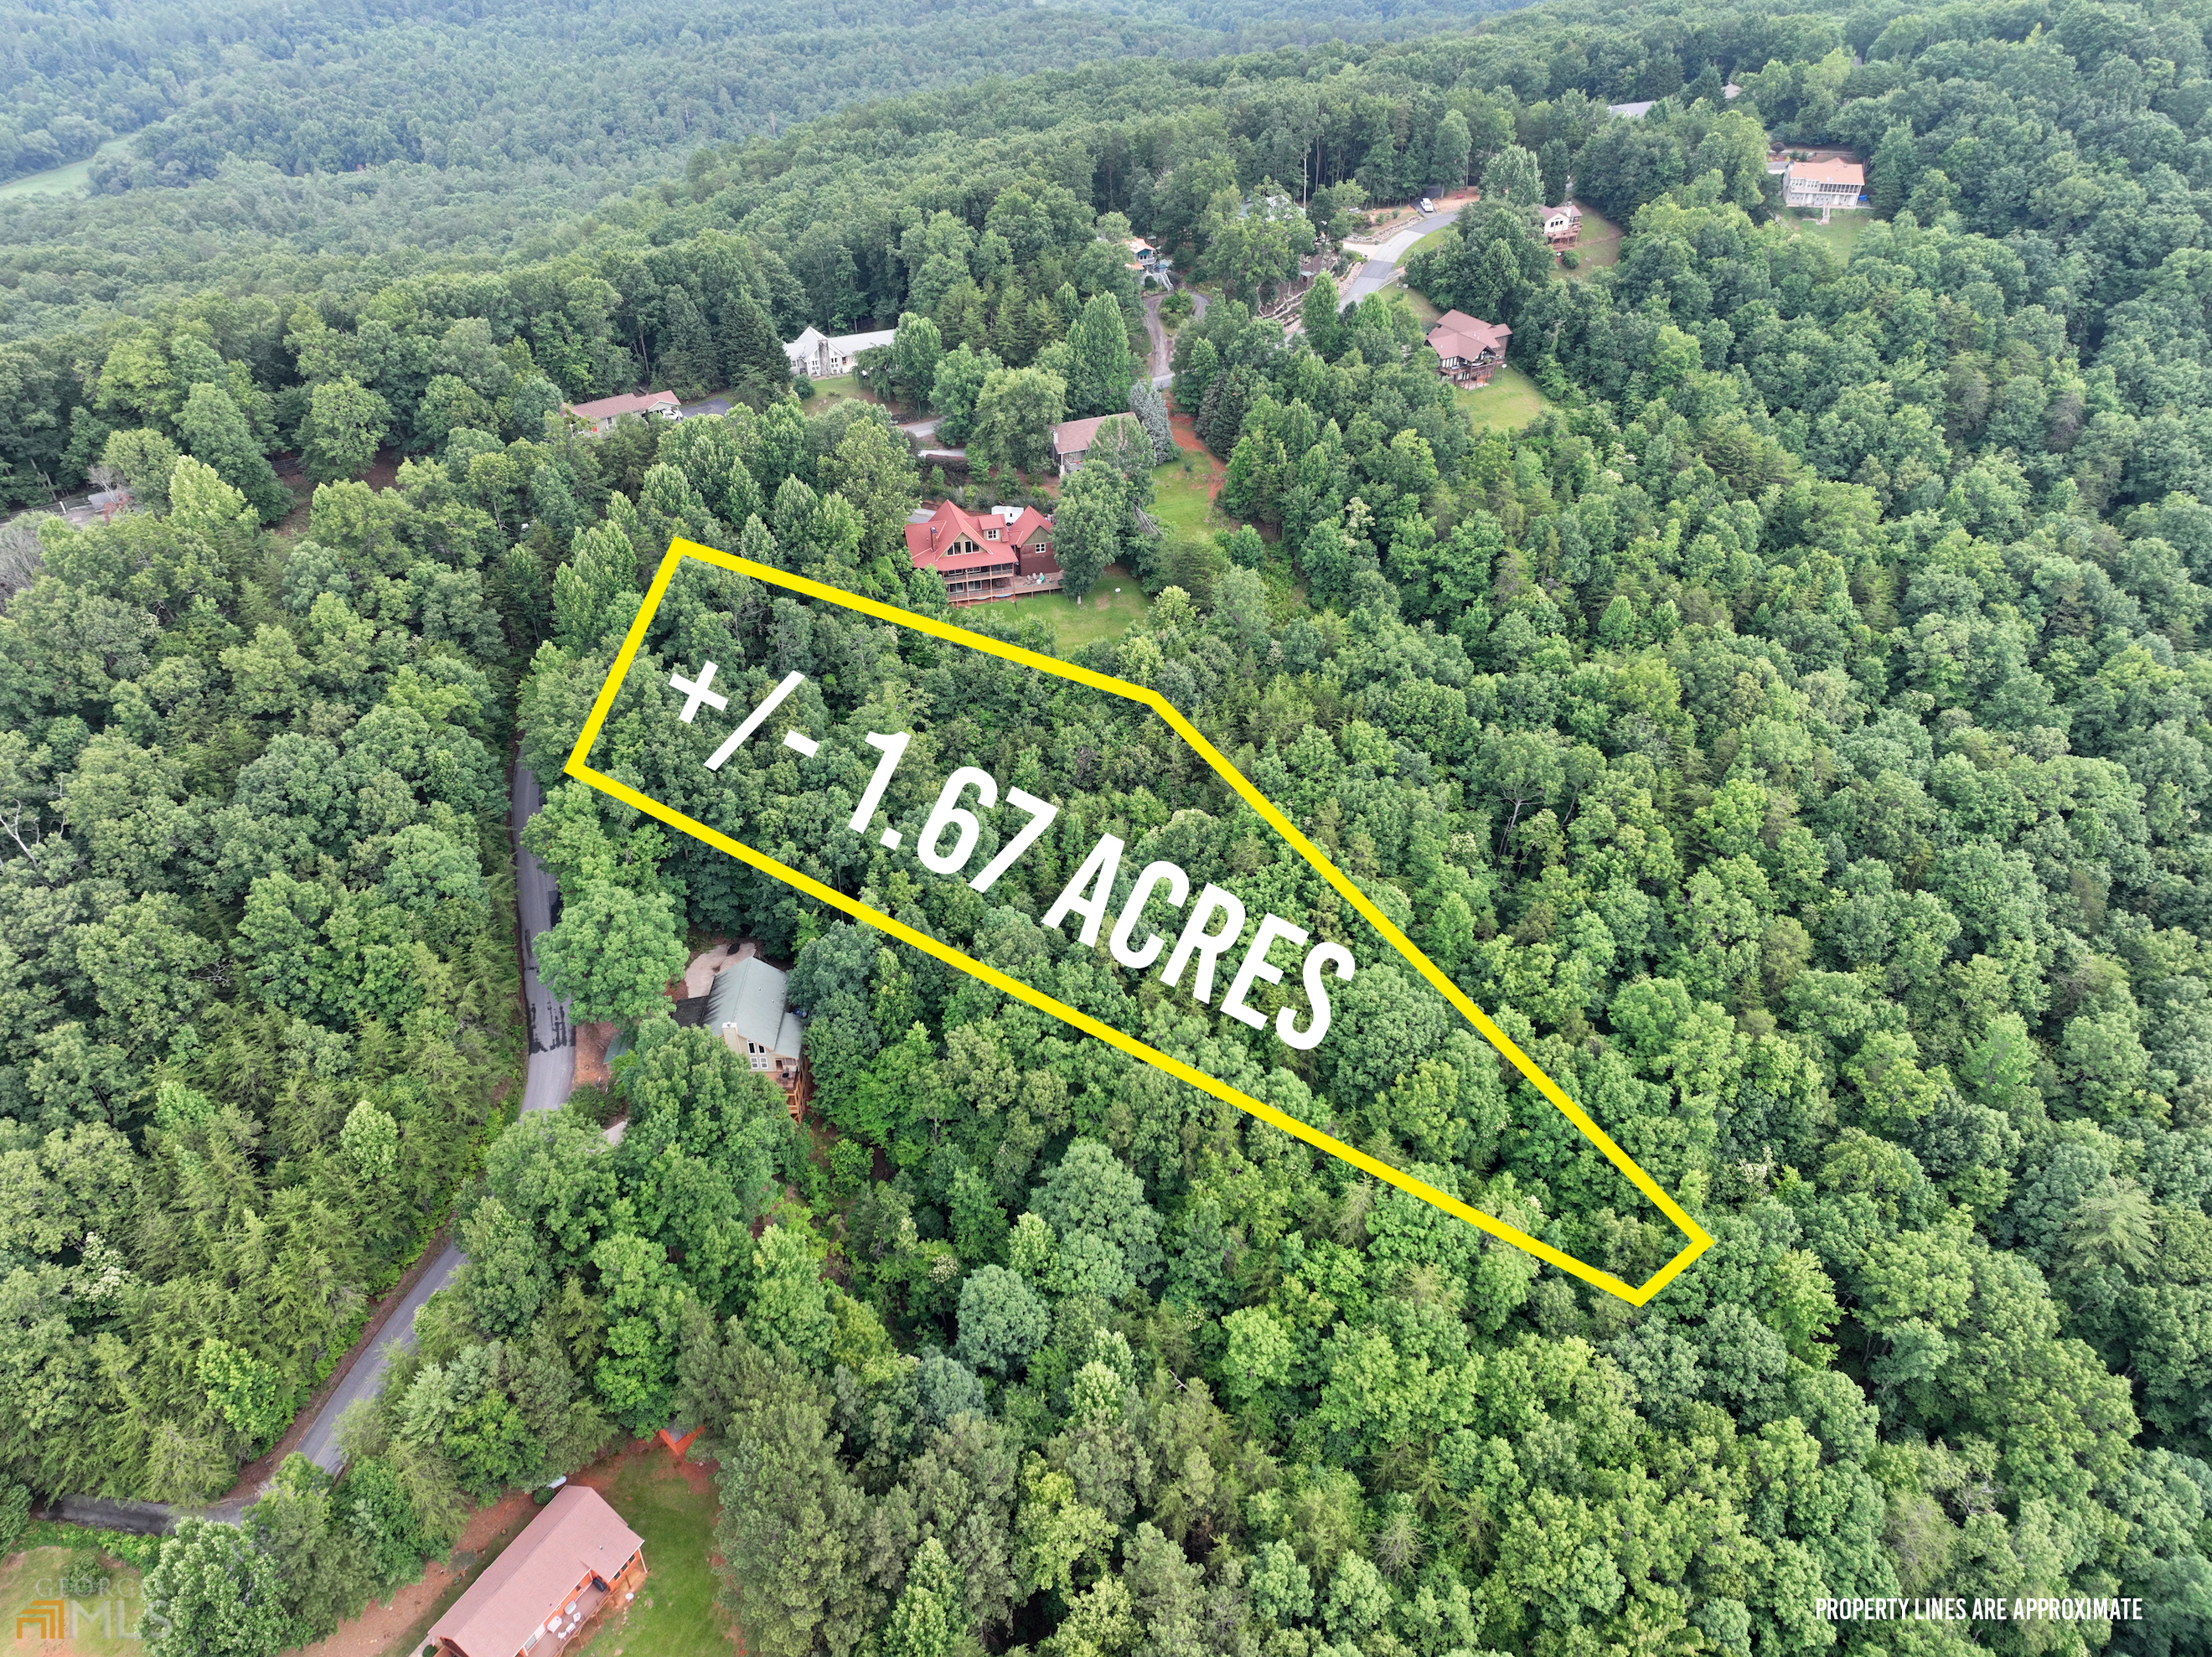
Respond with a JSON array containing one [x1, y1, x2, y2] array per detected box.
[[563, 390, 680, 436], [427, 1486, 645, 1657]]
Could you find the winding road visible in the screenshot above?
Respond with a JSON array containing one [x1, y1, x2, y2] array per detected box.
[[1142, 289, 1209, 390], [1337, 199, 1473, 308], [293, 758, 576, 1474]]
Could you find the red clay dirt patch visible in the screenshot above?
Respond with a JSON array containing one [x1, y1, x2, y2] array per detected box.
[[576, 1020, 619, 1088], [1166, 412, 1226, 504]]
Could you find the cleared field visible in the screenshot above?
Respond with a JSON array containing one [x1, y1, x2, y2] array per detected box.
[[1787, 209, 1868, 262], [1562, 204, 1623, 277], [0, 140, 127, 199], [1023, 565, 1150, 653], [1456, 363, 1552, 431]]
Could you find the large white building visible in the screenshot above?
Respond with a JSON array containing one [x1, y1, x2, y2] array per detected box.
[[783, 325, 898, 381], [1784, 158, 1867, 214]]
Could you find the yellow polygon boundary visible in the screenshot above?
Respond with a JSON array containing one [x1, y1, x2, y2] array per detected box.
[[562, 539, 1713, 1305]]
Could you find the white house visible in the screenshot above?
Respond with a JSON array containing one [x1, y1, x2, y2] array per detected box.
[[784, 325, 898, 381], [1784, 158, 1866, 215]]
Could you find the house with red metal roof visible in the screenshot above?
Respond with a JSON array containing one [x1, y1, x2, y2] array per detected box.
[[904, 500, 1061, 605], [1424, 311, 1511, 387], [426, 1486, 645, 1657], [563, 390, 681, 436]]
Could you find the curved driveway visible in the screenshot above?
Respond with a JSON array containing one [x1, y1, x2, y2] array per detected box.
[[1337, 200, 1472, 308], [296, 758, 575, 1473]]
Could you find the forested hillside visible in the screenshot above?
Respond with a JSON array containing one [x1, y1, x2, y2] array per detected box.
[[3, 0, 2212, 1654]]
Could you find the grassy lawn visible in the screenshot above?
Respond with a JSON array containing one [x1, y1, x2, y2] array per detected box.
[[1025, 565, 1150, 653], [571, 1454, 731, 1657], [800, 374, 876, 415], [1787, 209, 1868, 262], [1395, 283, 1442, 325], [1455, 364, 1552, 431], [1150, 455, 1227, 538], [0, 138, 127, 199], [1562, 204, 1624, 278], [1403, 223, 1456, 263], [0, 1544, 149, 1651]]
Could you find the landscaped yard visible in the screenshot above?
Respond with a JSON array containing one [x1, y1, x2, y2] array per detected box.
[[1151, 452, 1227, 538], [570, 1449, 731, 1657], [800, 374, 878, 415], [1456, 363, 1552, 431], [1024, 565, 1150, 653], [1562, 204, 1623, 277], [0, 1544, 148, 1654], [1787, 209, 1868, 262], [1395, 282, 1442, 325]]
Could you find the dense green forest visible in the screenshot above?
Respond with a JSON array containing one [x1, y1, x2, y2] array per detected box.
[[4, 0, 2212, 1653], [0, 0, 1522, 346]]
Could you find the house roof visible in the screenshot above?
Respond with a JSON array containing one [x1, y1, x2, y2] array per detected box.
[[1542, 203, 1581, 221], [1791, 159, 1865, 186], [784, 326, 830, 362], [566, 390, 680, 421], [1427, 310, 1511, 362], [707, 955, 803, 1058], [428, 1488, 642, 1657], [1052, 416, 1117, 457], [905, 500, 1053, 566]]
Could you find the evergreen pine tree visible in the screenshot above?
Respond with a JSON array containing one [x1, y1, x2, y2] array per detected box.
[[660, 286, 717, 399], [719, 289, 790, 398], [1064, 293, 1134, 418]]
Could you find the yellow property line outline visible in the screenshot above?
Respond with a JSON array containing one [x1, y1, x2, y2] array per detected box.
[[563, 539, 1712, 1305]]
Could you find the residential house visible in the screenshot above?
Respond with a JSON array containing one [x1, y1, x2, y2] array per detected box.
[[1540, 203, 1582, 247], [1122, 238, 1174, 288], [1609, 84, 1739, 118], [1050, 415, 1122, 476], [426, 1486, 644, 1657], [707, 954, 808, 1112], [1784, 157, 1866, 215], [904, 499, 1060, 603], [562, 390, 680, 435], [1425, 310, 1511, 386], [783, 325, 898, 381]]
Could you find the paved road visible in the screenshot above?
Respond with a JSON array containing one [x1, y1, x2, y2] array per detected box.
[[1144, 289, 1210, 390], [1338, 202, 1470, 307], [297, 758, 576, 1474]]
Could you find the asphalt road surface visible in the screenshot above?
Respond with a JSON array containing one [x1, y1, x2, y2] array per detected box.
[[295, 758, 576, 1474], [1337, 201, 1470, 307]]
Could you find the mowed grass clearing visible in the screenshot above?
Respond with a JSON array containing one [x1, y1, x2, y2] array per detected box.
[[570, 1451, 731, 1657], [0, 1545, 150, 1653], [1786, 209, 1869, 262], [1562, 204, 1623, 276], [0, 139, 127, 199], [1025, 565, 1150, 653], [1456, 364, 1551, 431], [1151, 452, 1229, 538]]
